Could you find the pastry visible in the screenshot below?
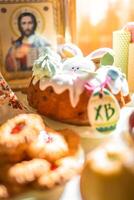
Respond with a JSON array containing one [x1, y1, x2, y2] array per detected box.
[[27, 127, 69, 162], [27, 47, 130, 125], [81, 109, 134, 200], [0, 114, 83, 199], [0, 113, 45, 163], [9, 159, 51, 185]]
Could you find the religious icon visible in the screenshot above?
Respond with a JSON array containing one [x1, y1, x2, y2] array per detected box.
[[0, 0, 67, 88]]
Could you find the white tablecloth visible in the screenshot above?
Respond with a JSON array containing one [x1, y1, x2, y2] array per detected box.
[[60, 176, 82, 200]]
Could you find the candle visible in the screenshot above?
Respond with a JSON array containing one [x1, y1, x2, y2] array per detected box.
[[112, 30, 131, 76]]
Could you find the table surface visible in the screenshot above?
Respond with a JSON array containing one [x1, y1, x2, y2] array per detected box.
[[1, 91, 134, 200]]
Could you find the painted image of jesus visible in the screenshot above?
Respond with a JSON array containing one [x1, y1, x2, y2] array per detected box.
[[5, 12, 51, 72]]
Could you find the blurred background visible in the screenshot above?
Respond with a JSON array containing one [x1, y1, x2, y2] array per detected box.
[[76, 0, 134, 55]]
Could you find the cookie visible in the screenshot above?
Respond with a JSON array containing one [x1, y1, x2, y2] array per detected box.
[[27, 128, 68, 162], [38, 157, 81, 188], [0, 114, 45, 162], [8, 159, 50, 185]]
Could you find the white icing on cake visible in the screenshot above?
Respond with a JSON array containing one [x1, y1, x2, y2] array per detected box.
[[33, 73, 92, 108], [89, 66, 129, 96], [62, 56, 95, 76], [33, 56, 96, 108], [32, 49, 129, 108]]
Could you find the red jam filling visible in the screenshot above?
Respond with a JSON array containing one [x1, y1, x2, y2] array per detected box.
[[51, 163, 58, 171], [11, 122, 26, 134], [46, 136, 53, 143]]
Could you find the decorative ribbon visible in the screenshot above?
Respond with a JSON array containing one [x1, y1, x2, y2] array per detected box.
[[84, 76, 111, 93]]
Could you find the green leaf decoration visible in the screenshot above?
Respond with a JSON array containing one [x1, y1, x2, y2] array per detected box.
[[93, 89, 110, 97], [33, 47, 61, 79], [100, 52, 114, 66]]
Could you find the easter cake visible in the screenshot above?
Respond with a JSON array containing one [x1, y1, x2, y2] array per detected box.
[[27, 46, 130, 126]]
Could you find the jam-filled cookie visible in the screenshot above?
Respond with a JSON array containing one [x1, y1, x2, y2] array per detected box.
[[0, 114, 83, 199], [8, 159, 51, 185], [27, 128, 68, 162], [38, 156, 82, 188], [0, 114, 45, 162]]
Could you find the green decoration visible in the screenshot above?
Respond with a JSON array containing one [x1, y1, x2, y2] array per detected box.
[[100, 52, 114, 66], [87, 88, 120, 133], [96, 124, 116, 132], [33, 47, 61, 80]]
